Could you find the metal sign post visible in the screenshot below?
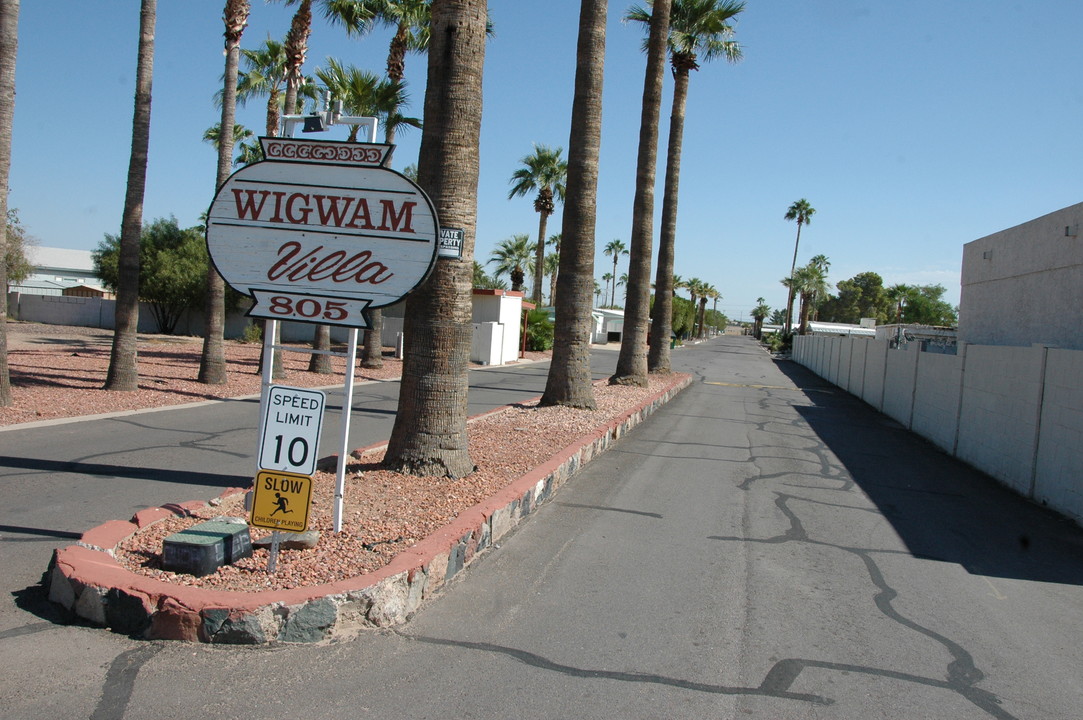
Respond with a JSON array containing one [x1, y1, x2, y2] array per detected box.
[[205, 125, 440, 556]]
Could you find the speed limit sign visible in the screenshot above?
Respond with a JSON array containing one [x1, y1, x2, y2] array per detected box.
[[259, 385, 326, 476]]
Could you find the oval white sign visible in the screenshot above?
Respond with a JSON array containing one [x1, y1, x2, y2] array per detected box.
[[206, 138, 439, 327]]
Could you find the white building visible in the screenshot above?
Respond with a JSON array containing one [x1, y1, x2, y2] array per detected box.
[[14, 247, 106, 296]]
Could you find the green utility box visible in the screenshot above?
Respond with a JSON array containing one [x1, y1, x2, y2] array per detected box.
[[162, 520, 252, 577]]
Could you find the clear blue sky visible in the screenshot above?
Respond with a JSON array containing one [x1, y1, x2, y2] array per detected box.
[[10, 1, 1083, 321]]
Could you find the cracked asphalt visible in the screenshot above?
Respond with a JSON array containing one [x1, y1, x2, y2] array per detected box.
[[3, 336, 1083, 719]]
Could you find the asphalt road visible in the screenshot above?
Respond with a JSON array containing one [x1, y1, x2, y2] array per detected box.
[[3, 336, 1083, 719]]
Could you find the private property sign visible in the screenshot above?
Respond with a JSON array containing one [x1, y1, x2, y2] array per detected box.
[[205, 137, 439, 328]]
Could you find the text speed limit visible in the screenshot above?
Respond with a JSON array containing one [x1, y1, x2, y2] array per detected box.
[[259, 385, 326, 476]]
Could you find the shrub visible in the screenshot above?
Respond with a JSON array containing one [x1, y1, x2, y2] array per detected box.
[[524, 309, 554, 351]]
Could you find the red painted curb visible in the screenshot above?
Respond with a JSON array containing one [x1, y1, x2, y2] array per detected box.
[[48, 374, 692, 643]]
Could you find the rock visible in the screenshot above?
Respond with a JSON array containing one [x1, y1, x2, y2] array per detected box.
[[208, 515, 246, 525], [252, 530, 320, 550]]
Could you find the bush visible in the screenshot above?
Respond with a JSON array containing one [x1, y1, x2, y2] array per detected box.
[[763, 331, 792, 354], [524, 309, 554, 351], [240, 323, 263, 344]]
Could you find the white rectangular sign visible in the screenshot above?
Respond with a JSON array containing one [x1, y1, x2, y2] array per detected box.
[[259, 385, 326, 476]]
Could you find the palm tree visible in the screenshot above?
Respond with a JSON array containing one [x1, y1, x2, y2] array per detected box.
[[697, 283, 718, 338], [508, 144, 568, 306], [793, 263, 827, 335], [629, 0, 743, 372], [886, 283, 911, 324], [612, 0, 672, 387], [541, 0, 607, 410], [105, 0, 156, 392], [487, 234, 534, 292], [807, 253, 830, 320], [601, 272, 614, 305], [594, 280, 603, 306], [751, 297, 770, 339], [199, 0, 250, 386], [618, 272, 629, 303], [202, 122, 253, 150], [315, 60, 418, 139], [215, 33, 288, 379], [332, 1, 425, 371], [233, 37, 289, 135], [783, 198, 815, 334], [384, 0, 487, 478], [544, 251, 560, 306], [281, 0, 312, 118], [602, 238, 627, 306], [315, 58, 421, 370], [685, 277, 703, 335], [0, 0, 19, 405]]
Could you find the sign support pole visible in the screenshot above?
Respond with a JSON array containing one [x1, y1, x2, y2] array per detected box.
[[257, 319, 277, 472], [333, 328, 359, 532]]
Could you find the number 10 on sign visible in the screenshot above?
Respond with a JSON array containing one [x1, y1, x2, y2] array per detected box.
[[259, 385, 326, 476]]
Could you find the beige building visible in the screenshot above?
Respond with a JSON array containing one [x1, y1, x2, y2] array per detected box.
[[960, 201, 1083, 350]]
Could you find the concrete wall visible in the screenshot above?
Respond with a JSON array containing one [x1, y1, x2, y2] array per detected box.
[[793, 335, 1083, 527], [960, 201, 1083, 350], [1034, 349, 1083, 521]]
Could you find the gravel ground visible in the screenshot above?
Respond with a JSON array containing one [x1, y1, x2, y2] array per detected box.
[[3, 321, 685, 592]]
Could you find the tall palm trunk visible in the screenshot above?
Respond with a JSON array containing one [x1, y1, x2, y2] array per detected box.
[[105, 0, 156, 392], [532, 199, 551, 306], [384, 0, 486, 478], [541, 0, 607, 409], [199, 0, 249, 385], [648, 58, 692, 373], [612, 0, 671, 387], [784, 221, 802, 334], [279, 0, 333, 376], [0, 0, 19, 405], [364, 20, 414, 371]]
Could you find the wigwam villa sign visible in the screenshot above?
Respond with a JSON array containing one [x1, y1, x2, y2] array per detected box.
[[206, 137, 439, 328]]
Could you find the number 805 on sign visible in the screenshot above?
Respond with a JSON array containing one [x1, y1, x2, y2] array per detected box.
[[249, 290, 371, 328]]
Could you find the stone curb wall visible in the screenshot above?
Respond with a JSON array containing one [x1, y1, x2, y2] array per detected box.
[[47, 375, 692, 644]]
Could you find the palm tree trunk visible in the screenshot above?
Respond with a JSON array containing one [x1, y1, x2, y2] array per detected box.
[[610, 255, 618, 306], [612, 0, 670, 387], [308, 324, 332, 372], [361, 311, 384, 368], [541, 0, 607, 410], [199, 0, 248, 385], [799, 292, 811, 335], [0, 0, 19, 405], [784, 222, 802, 334], [384, 0, 486, 478], [532, 209, 549, 306], [648, 64, 690, 373], [105, 0, 156, 392]]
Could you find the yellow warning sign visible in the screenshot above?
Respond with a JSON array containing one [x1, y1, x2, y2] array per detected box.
[[250, 470, 312, 533]]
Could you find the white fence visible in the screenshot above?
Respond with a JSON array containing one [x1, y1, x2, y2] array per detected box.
[[8, 292, 516, 366], [793, 335, 1083, 526]]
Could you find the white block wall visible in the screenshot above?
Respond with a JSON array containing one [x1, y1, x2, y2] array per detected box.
[[911, 350, 962, 454], [1034, 349, 1083, 524], [882, 346, 918, 427], [955, 345, 1046, 495], [792, 335, 1083, 527]]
